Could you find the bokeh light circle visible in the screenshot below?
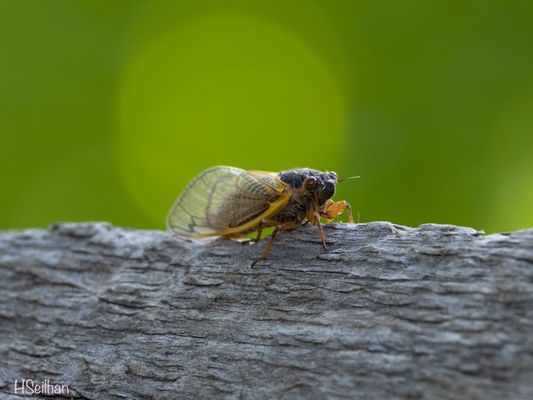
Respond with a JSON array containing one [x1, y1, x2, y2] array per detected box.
[[115, 13, 347, 226]]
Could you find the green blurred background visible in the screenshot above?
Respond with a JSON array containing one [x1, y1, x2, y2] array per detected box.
[[1, 0, 532, 233]]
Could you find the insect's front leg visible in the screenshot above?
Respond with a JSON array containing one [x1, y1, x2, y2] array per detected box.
[[321, 200, 355, 223]]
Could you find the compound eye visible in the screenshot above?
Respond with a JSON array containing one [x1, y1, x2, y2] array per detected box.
[[303, 176, 318, 190]]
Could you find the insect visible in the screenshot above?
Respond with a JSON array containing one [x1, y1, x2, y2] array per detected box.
[[166, 166, 355, 266]]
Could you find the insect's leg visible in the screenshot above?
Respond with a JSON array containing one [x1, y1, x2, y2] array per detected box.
[[241, 220, 270, 245], [322, 200, 355, 224], [241, 220, 273, 245], [313, 212, 327, 249], [251, 220, 299, 267], [251, 227, 280, 268], [319, 199, 334, 223], [252, 220, 264, 243], [344, 201, 355, 223]]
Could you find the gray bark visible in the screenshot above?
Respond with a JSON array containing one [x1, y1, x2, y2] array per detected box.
[[0, 221, 532, 400]]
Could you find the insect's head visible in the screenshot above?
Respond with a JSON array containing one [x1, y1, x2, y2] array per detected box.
[[279, 169, 338, 205]]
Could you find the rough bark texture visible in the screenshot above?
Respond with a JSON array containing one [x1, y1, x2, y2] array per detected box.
[[1, 222, 532, 400]]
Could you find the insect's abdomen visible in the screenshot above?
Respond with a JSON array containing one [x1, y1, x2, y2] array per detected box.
[[268, 199, 304, 225]]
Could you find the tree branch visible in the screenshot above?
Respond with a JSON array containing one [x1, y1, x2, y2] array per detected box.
[[1, 222, 532, 399]]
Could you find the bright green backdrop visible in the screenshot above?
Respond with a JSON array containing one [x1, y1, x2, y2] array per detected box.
[[1, 0, 532, 232]]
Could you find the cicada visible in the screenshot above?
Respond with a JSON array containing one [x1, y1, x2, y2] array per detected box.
[[166, 166, 355, 266]]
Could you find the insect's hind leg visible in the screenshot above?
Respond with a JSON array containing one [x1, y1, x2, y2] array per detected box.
[[251, 220, 299, 268], [251, 228, 279, 268], [240, 220, 264, 245], [238, 221, 267, 246], [252, 220, 265, 242]]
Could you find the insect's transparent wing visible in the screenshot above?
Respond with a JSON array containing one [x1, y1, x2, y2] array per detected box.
[[166, 166, 283, 237]]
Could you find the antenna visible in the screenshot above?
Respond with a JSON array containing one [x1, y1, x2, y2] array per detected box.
[[339, 176, 361, 182]]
